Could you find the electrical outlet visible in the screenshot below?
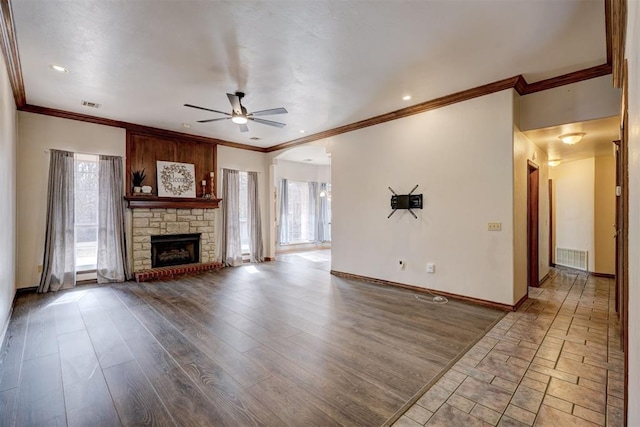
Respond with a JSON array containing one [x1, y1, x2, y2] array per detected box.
[[426, 263, 435, 273], [37, 264, 43, 273], [488, 222, 502, 231]]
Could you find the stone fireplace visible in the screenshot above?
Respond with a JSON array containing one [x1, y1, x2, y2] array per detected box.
[[131, 208, 216, 272]]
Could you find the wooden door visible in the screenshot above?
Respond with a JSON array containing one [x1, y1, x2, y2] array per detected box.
[[528, 162, 539, 287]]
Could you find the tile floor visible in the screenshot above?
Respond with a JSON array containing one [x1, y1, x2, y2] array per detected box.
[[393, 268, 625, 427]]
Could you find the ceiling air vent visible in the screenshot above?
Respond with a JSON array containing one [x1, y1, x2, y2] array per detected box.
[[81, 100, 101, 109], [250, 137, 261, 140]]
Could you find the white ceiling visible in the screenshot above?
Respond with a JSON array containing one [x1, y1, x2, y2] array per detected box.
[[275, 145, 331, 165], [12, 0, 607, 148]]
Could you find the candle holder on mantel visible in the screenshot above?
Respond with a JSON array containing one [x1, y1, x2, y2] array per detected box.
[[201, 180, 207, 198]]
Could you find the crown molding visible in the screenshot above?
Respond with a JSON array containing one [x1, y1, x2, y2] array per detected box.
[[266, 64, 612, 152], [0, 0, 24, 107], [19, 104, 266, 152], [1, 0, 617, 153]]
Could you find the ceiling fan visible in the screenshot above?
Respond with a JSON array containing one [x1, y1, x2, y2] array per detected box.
[[184, 92, 287, 133]]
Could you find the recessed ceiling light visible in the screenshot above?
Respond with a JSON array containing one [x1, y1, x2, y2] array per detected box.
[[548, 160, 562, 167], [181, 123, 191, 128], [300, 130, 305, 133], [49, 64, 68, 73], [303, 158, 313, 162], [402, 95, 412, 101]]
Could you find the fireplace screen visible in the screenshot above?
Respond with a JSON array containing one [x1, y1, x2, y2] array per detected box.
[[150, 233, 201, 268]]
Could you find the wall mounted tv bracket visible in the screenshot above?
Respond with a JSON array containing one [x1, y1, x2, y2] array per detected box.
[[388, 185, 423, 219]]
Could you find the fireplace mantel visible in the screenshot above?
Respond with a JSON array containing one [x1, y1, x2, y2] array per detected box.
[[125, 195, 221, 209]]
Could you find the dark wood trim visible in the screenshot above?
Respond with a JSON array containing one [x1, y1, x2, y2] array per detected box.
[[512, 293, 529, 312], [330, 270, 516, 312], [520, 64, 613, 95], [263, 257, 276, 261], [0, 0, 25, 107], [267, 76, 523, 152], [538, 272, 550, 285], [605, 0, 613, 65], [610, 0, 627, 88], [589, 272, 615, 279], [124, 195, 221, 209], [19, 104, 266, 153], [266, 65, 613, 152]]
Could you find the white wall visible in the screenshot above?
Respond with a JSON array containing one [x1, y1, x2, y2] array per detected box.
[[513, 118, 550, 300], [626, 0, 640, 423], [0, 53, 17, 341], [216, 145, 269, 259], [329, 89, 516, 305], [550, 158, 595, 272], [16, 112, 125, 288], [520, 75, 622, 131]]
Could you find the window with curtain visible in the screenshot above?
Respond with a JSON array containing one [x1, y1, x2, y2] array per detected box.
[[279, 179, 331, 245], [221, 168, 263, 266], [38, 150, 130, 293]]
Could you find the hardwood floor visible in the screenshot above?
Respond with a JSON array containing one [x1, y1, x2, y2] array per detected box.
[[0, 261, 504, 426]]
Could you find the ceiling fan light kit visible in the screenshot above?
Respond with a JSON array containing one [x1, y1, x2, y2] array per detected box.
[[185, 91, 287, 133]]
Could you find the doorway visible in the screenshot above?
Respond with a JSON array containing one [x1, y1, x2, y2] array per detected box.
[[528, 161, 539, 287]]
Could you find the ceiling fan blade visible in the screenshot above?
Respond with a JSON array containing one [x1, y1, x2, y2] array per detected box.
[[227, 93, 242, 114], [249, 117, 286, 128], [249, 107, 288, 117], [239, 124, 249, 133], [184, 104, 230, 116], [197, 117, 231, 123]]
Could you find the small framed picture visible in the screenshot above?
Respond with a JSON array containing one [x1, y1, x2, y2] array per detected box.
[[157, 161, 196, 198]]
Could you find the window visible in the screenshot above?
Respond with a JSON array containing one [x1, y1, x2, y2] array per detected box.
[[74, 153, 99, 271], [287, 180, 314, 243], [238, 171, 249, 253]]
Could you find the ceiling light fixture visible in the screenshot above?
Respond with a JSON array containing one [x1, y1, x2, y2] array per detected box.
[[181, 123, 191, 128], [402, 95, 412, 101], [231, 114, 248, 125], [548, 160, 562, 167], [558, 132, 585, 145], [49, 64, 68, 73], [300, 130, 305, 133]]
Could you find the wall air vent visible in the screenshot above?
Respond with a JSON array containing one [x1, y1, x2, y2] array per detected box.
[[555, 248, 588, 271], [81, 100, 101, 109]]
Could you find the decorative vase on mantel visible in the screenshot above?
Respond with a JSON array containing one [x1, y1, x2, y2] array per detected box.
[[131, 169, 146, 195]]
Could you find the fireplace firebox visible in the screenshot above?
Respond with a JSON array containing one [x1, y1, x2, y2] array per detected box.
[[150, 233, 201, 268]]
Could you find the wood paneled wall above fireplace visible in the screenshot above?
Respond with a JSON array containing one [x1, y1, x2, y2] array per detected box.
[[126, 129, 218, 198]]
